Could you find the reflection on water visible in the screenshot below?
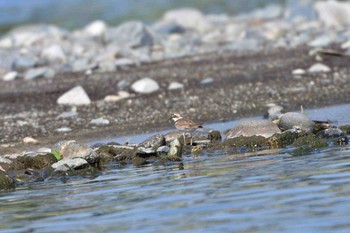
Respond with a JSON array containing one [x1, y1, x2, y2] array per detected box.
[[1, 103, 350, 233], [1, 146, 350, 232]]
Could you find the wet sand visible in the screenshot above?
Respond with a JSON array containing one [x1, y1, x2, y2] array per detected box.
[[1, 46, 349, 153]]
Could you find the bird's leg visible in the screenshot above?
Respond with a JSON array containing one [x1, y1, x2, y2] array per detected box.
[[189, 132, 193, 146]]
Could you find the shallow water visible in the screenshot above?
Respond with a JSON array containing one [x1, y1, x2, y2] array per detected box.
[[1, 104, 350, 233]]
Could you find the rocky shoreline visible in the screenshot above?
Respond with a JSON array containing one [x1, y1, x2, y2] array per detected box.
[[1, 0, 350, 190]]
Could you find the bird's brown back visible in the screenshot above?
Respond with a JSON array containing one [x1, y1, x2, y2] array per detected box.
[[175, 118, 202, 130]]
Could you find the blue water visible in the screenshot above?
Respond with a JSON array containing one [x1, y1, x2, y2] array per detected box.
[[0, 0, 286, 31], [1, 104, 350, 233]]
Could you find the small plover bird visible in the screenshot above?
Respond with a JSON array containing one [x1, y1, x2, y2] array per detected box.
[[170, 113, 203, 145]]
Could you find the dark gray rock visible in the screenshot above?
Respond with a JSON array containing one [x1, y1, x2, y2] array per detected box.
[[278, 112, 315, 132], [227, 120, 281, 139], [140, 134, 165, 149]]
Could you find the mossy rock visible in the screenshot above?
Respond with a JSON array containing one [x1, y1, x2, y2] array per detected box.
[[293, 134, 328, 148], [16, 154, 58, 170], [292, 134, 328, 156], [96, 145, 136, 163], [339, 125, 350, 134], [53, 166, 99, 178], [0, 171, 15, 190], [208, 131, 222, 141], [268, 131, 299, 148], [224, 136, 270, 149]]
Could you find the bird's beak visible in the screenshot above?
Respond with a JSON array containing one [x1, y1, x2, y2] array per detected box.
[[169, 116, 173, 120]]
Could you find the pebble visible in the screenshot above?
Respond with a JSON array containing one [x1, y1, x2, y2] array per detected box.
[[23, 137, 39, 144], [37, 147, 52, 154], [168, 81, 184, 90], [115, 58, 135, 67], [292, 69, 306, 76], [90, 117, 110, 125], [104, 95, 124, 102], [58, 111, 77, 118], [200, 77, 214, 84], [57, 86, 91, 106], [2, 71, 18, 81], [308, 63, 331, 73], [131, 77, 160, 94], [55, 127, 72, 133], [98, 60, 116, 72]]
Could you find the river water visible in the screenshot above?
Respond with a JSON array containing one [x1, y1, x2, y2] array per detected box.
[[1, 104, 350, 233], [0, 0, 286, 31]]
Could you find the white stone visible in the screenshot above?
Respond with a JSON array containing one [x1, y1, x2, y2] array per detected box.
[[57, 86, 91, 105], [308, 63, 331, 73], [106, 21, 155, 48], [115, 58, 135, 67], [292, 69, 306, 75], [23, 137, 39, 144], [52, 158, 89, 170], [42, 44, 66, 62], [308, 36, 333, 47], [0, 37, 13, 48], [104, 95, 123, 102], [37, 147, 51, 154], [84, 20, 107, 38], [314, 0, 350, 27], [200, 77, 214, 84], [168, 81, 184, 90], [58, 111, 77, 118], [104, 91, 130, 102], [90, 117, 110, 125], [131, 77, 159, 94], [0, 156, 12, 164], [2, 71, 18, 81], [163, 8, 210, 32], [55, 127, 72, 133], [341, 40, 350, 49]]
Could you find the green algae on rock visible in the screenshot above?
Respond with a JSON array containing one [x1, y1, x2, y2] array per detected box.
[[0, 171, 15, 190]]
